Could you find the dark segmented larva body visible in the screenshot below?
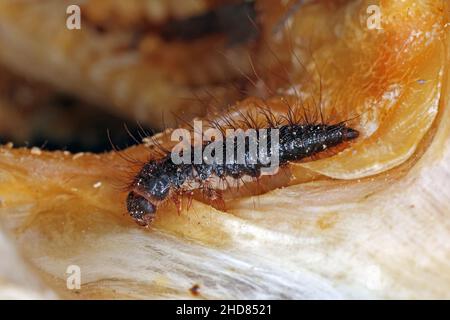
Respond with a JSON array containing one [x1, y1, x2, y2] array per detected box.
[[127, 123, 359, 226]]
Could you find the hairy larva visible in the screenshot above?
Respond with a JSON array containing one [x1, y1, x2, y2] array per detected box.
[[125, 105, 359, 226], [120, 0, 363, 226]]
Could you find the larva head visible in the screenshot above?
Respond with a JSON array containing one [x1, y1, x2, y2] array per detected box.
[[126, 192, 156, 226]]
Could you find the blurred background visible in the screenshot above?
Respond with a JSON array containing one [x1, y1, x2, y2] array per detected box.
[[0, 0, 261, 153], [0, 64, 153, 153]]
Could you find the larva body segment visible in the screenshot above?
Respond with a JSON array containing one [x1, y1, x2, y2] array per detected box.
[[126, 122, 359, 226]]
